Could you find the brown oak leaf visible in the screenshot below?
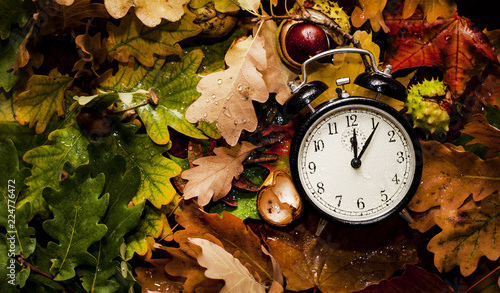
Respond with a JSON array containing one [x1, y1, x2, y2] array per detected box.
[[185, 34, 269, 146], [461, 114, 500, 159], [166, 201, 274, 290], [428, 193, 500, 276], [181, 141, 257, 206], [135, 259, 186, 292], [384, 10, 497, 95], [408, 141, 500, 217], [262, 212, 420, 292], [360, 265, 454, 293]]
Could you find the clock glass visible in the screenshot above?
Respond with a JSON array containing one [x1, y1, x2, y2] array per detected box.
[[291, 97, 422, 225]]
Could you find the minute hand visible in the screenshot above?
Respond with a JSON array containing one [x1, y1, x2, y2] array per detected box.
[[357, 123, 379, 160]]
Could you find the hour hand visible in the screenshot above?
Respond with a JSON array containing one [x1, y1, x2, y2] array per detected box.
[[351, 129, 358, 159]]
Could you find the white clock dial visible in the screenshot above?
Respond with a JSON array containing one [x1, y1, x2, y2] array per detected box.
[[291, 99, 421, 224]]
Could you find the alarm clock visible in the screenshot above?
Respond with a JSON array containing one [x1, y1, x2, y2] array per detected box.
[[284, 48, 423, 226]]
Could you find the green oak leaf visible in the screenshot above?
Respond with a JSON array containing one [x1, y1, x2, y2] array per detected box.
[[0, 140, 34, 260], [81, 154, 144, 292], [125, 205, 163, 260], [15, 69, 74, 134], [0, 90, 17, 122], [20, 121, 89, 218], [0, 28, 24, 91], [93, 121, 181, 207], [42, 168, 109, 281], [99, 50, 207, 145], [105, 10, 201, 67], [0, 0, 33, 40]]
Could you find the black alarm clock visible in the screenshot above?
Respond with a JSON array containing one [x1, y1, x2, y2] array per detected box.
[[284, 48, 422, 228]]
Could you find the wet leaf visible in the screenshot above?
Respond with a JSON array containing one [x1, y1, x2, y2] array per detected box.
[[125, 205, 164, 260], [351, 0, 389, 32], [402, 0, 457, 23], [42, 169, 108, 281], [105, 11, 201, 67], [408, 141, 500, 216], [185, 34, 269, 146], [135, 259, 185, 292], [15, 69, 74, 134], [384, 10, 497, 95], [190, 238, 266, 293], [99, 50, 207, 145], [428, 193, 500, 276], [262, 213, 420, 292], [104, 0, 190, 27], [181, 141, 257, 206]]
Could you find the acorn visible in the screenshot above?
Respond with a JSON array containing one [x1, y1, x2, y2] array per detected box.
[[257, 171, 303, 227], [76, 107, 112, 139], [189, 1, 238, 38], [276, 0, 350, 68]]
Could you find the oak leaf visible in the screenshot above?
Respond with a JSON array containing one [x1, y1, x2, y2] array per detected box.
[[135, 259, 186, 292], [168, 201, 274, 288], [15, 69, 74, 134], [189, 0, 240, 13], [262, 212, 420, 292], [351, 0, 389, 33], [461, 114, 500, 159], [181, 141, 257, 206], [360, 265, 454, 293], [408, 141, 500, 215], [428, 193, 500, 276], [190, 238, 266, 293], [104, 0, 189, 27], [0, 28, 24, 91], [124, 205, 164, 260], [384, 10, 497, 95], [185, 34, 269, 146], [0, 0, 33, 40], [105, 11, 201, 67], [74, 31, 106, 77], [402, 0, 457, 23]]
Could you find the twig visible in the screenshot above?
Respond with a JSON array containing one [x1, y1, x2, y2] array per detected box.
[[17, 257, 78, 293]]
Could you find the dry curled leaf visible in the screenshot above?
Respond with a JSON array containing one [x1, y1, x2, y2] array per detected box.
[[185, 34, 269, 146], [189, 238, 266, 293], [181, 141, 257, 206]]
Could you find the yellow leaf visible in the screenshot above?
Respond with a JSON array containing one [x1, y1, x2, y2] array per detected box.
[[104, 0, 190, 27], [185, 33, 269, 146], [351, 0, 389, 33], [403, 0, 457, 23], [15, 69, 74, 134]]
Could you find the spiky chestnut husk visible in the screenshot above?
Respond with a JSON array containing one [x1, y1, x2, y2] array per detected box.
[[189, 2, 237, 38], [276, 0, 350, 68], [405, 79, 450, 135]]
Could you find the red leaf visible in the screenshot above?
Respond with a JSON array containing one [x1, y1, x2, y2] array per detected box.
[[384, 10, 497, 96]]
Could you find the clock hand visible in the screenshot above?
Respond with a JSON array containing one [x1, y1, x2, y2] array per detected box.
[[357, 122, 379, 161], [350, 129, 361, 169]]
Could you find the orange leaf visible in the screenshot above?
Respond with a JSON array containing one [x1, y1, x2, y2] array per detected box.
[[461, 114, 500, 159], [263, 213, 420, 292], [402, 0, 456, 23], [135, 259, 185, 292], [181, 141, 257, 206], [408, 141, 500, 215], [428, 193, 500, 276], [351, 0, 389, 32], [384, 11, 497, 95]]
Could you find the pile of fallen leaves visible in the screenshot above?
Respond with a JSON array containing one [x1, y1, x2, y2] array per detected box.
[[1, 0, 499, 292]]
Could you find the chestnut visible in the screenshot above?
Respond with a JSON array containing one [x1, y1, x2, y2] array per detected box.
[[257, 171, 303, 227]]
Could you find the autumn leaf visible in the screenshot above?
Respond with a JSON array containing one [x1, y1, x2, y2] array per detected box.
[[189, 0, 240, 13], [181, 141, 257, 206], [125, 205, 164, 260], [0, 0, 33, 40], [135, 259, 186, 292], [74, 30, 106, 77], [360, 265, 454, 293], [105, 10, 201, 67], [258, 18, 297, 105], [190, 238, 266, 293], [384, 10, 497, 95], [42, 169, 109, 281], [237, 0, 260, 14], [99, 50, 207, 145], [168, 201, 274, 288], [104, 0, 189, 27], [15, 69, 74, 134], [461, 114, 500, 159], [0, 28, 24, 91], [185, 33, 269, 146], [351, 0, 389, 33], [262, 212, 420, 292], [428, 193, 500, 276], [408, 141, 500, 215], [402, 0, 457, 23]]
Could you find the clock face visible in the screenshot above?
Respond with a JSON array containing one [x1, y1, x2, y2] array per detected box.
[[290, 97, 422, 225]]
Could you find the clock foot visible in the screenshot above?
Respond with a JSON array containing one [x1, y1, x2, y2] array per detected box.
[[315, 218, 329, 236], [399, 208, 414, 224]]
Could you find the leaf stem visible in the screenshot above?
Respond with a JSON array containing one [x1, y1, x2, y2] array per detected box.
[[17, 257, 79, 293]]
